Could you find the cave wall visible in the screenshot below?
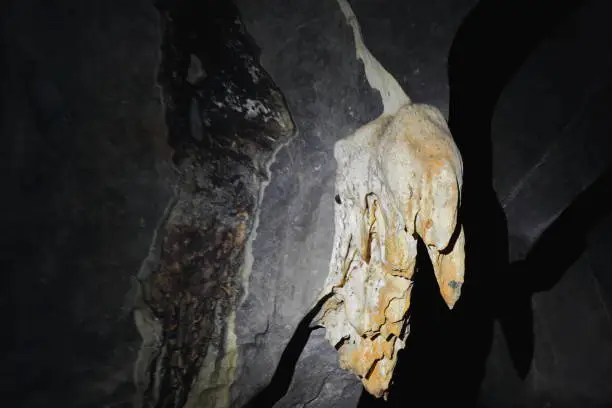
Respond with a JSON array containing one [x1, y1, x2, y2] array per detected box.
[[1, 0, 173, 406], [2, 0, 612, 407]]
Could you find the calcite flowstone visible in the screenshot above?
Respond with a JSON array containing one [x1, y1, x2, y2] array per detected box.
[[313, 1, 466, 399], [317, 102, 465, 399]]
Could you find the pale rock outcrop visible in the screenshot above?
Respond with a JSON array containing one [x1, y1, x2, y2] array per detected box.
[[315, 0, 466, 398], [316, 102, 465, 398]]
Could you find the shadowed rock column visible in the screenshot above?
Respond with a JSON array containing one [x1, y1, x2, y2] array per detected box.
[[132, 1, 293, 407]]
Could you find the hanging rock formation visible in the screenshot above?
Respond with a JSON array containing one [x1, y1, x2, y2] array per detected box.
[[134, 0, 464, 406], [313, 0, 465, 399], [316, 103, 465, 399]]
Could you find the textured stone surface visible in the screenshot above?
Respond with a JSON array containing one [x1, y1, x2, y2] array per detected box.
[[230, 0, 383, 406], [318, 102, 464, 398], [132, 1, 294, 407], [272, 330, 364, 408], [0, 1, 172, 406], [349, 0, 478, 114], [288, 1, 465, 399], [4, 0, 612, 407]]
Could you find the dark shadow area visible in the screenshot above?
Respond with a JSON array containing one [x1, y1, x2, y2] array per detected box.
[[516, 166, 612, 294], [358, 0, 593, 406], [446, 0, 588, 394], [357, 238, 461, 407], [502, 165, 612, 373], [153, 0, 611, 406], [242, 293, 333, 408]]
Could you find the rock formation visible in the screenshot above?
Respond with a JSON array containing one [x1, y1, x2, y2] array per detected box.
[[313, 0, 465, 399], [132, 2, 294, 407], [5, 0, 612, 407], [316, 103, 465, 398], [133, 0, 465, 404]]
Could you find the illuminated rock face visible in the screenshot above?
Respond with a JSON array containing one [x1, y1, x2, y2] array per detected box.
[[318, 102, 465, 398]]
